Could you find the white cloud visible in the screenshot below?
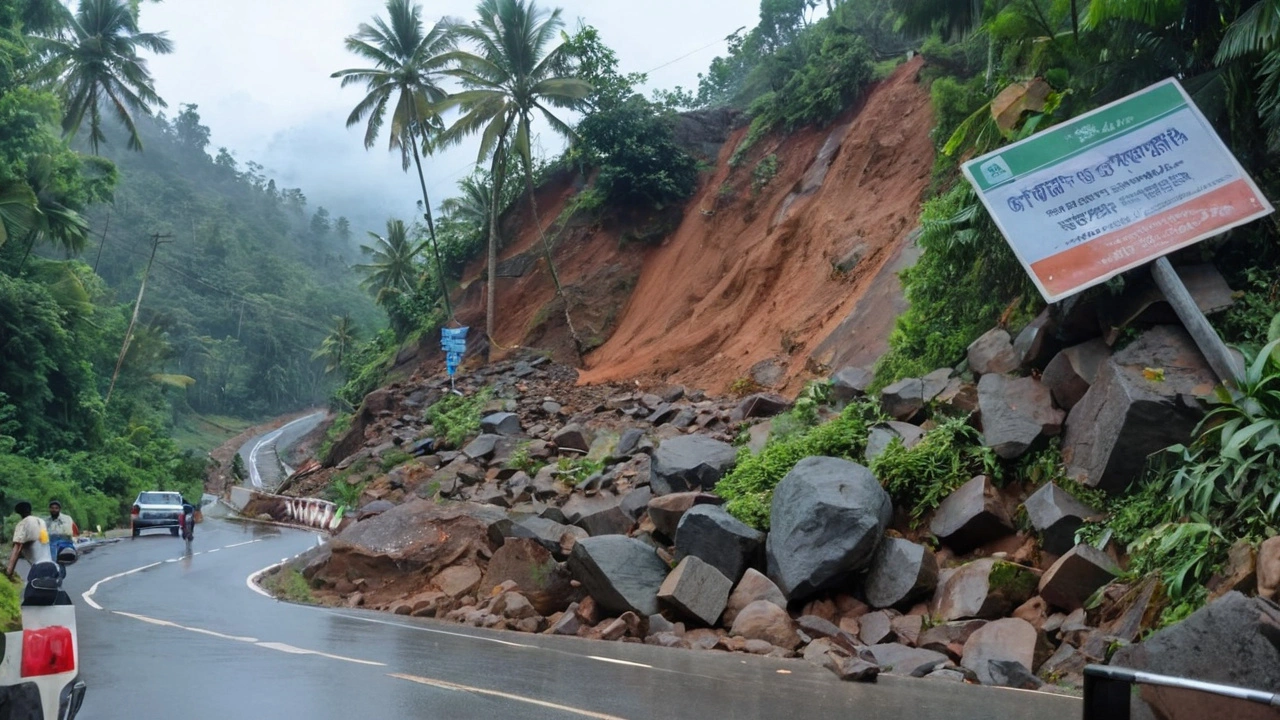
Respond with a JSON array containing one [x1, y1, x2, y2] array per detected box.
[[140, 0, 760, 233]]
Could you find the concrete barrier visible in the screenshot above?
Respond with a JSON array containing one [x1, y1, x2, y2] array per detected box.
[[226, 486, 340, 533]]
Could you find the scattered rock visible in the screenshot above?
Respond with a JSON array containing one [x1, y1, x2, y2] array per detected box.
[[675, 505, 765, 583], [831, 367, 874, 403], [723, 569, 787, 627], [355, 500, 395, 521], [750, 359, 786, 389], [481, 538, 581, 616], [968, 329, 1019, 376], [563, 494, 635, 537], [880, 378, 925, 421], [647, 492, 722, 540], [658, 556, 733, 626], [864, 538, 939, 610], [987, 659, 1044, 690], [1259, 537, 1280, 601], [825, 654, 881, 682], [961, 618, 1044, 686], [1041, 339, 1109, 411], [730, 599, 801, 650], [481, 412, 522, 436], [977, 374, 1065, 459], [859, 611, 896, 645], [866, 644, 950, 676], [1013, 311, 1058, 370], [1038, 544, 1120, 611], [567, 536, 670, 617], [891, 614, 924, 647], [553, 424, 592, 453], [918, 620, 988, 660], [613, 428, 645, 459], [932, 559, 1039, 621], [864, 422, 925, 464], [766, 456, 892, 599], [1023, 483, 1100, 556], [731, 393, 792, 423], [650, 436, 738, 496], [462, 434, 502, 461], [1111, 592, 1280, 720], [1062, 326, 1216, 491], [929, 475, 1014, 554], [434, 565, 484, 599]]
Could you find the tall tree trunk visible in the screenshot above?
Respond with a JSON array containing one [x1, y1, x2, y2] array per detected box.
[[486, 137, 508, 352], [17, 229, 38, 272], [519, 149, 583, 360], [406, 104, 453, 320]]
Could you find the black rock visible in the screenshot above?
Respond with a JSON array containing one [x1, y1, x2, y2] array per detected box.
[[675, 505, 765, 583], [650, 435, 738, 495], [568, 536, 670, 616]]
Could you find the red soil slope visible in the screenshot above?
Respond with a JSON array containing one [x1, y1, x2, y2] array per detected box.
[[580, 58, 933, 392]]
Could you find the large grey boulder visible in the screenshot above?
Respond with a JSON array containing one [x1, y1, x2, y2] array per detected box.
[[865, 538, 939, 609], [977, 375, 1065, 459], [880, 378, 925, 421], [658, 556, 732, 626], [1023, 483, 1099, 555], [831, 366, 874, 403], [562, 493, 635, 537], [766, 456, 892, 599], [929, 475, 1014, 554], [1111, 593, 1280, 720], [1062, 326, 1216, 492], [968, 328, 1019, 376], [481, 412, 522, 436], [647, 491, 722, 540], [932, 559, 1039, 621], [567, 536, 670, 616], [650, 436, 739, 496], [1041, 339, 1109, 411], [481, 538, 581, 615], [1038, 544, 1120, 611], [864, 422, 925, 464], [675, 505, 765, 583], [488, 514, 587, 558], [730, 393, 792, 423]]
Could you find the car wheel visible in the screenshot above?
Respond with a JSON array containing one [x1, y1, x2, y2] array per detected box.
[[170, 527, 180, 537]]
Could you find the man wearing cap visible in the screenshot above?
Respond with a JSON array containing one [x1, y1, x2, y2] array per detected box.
[[46, 500, 76, 539], [5, 501, 51, 581]]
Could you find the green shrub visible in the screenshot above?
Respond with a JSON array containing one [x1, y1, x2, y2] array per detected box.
[[751, 154, 781, 194], [0, 577, 20, 632], [267, 568, 315, 604], [327, 477, 364, 510], [555, 456, 605, 485], [870, 416, 1000, 525], [425, 389, 493, 448], [379, 450, 413, 473], [717, 401, 876, 530]]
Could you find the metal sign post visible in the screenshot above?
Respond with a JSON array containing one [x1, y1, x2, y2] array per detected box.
[[440, 326, 469, 393], [962, 78, 1272, 385]]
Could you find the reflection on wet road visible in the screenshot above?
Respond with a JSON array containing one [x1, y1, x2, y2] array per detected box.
[[66, 517, 1080, 720]]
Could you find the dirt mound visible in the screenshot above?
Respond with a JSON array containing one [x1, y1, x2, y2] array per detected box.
[[581, 57, 933, 393]]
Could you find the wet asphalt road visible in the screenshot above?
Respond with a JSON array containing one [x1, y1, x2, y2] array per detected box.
[[236, 412, 326, 489], [65, 516, 1082, 720]]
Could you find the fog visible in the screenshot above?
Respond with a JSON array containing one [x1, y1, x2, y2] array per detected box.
[[141, 0, 760, 236]]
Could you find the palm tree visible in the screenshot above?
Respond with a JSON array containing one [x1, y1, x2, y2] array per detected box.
[[331, 0, 454, 318], [35, 0, 173, 152], [441, 0, 591, 352], [313, 315, 359, 375], [441, 172, 502, 242], [356, 219, 425, 306], [16, 156, 94, 271]]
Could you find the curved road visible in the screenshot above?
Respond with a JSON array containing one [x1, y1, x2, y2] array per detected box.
[[66, 515, 1081, 720], [237, 411, 326, 490]]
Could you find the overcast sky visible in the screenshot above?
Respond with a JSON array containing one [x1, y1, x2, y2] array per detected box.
[[139, 0, 761, 235]]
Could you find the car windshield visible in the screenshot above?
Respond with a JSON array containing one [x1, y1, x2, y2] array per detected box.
[[138, 492, 181, 506]]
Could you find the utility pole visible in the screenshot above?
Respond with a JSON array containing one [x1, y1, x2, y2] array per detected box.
[[236, 300, 245, 340], [92, 210, 111, 273], [105, 232, 173, 404]]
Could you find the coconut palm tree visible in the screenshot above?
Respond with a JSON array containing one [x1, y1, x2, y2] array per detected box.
[[16, 155, 92, 271], [35, 0, 173, 152], [441, 0, 591, 351], [356, 219, 425, 306], [332, 0, 454, 317], [313, 315, 359, 375]]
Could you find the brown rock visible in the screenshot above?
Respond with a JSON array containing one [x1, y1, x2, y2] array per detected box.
[[481, 538, 581, 616], [890, 614, 924, 646], [1208, 540, 1258, 601], [802, 597, 839, 624], [1038, 544, 1120, 611], [1257, 536, 1280, 601], [968, 328, 1018, 376], [961, 618, 1047, 686], [1012, 596, 1049, 630], [730, 600, 801, 650], [918, 619, 988, 661], [433, 565, 484, 599], [1041, 339, 1109, 411], [859, 610, 896, 645], [932, 559, 1039, 621], [646, 491, 722, 539], [723, 568, 786, 626]]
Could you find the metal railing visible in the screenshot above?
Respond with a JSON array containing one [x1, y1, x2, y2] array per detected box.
[[1083, 665, 1280, 719]]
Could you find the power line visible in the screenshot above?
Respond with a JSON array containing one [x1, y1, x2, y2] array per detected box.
[[639, 29, 742, 75]]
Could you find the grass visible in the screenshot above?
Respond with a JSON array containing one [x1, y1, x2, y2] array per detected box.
[[0, 577, 20, 632], [870, 416, 1001, 526], [170, 413, 255, 455], [426, 389, 493, 448], [266, 568, 315, 604]]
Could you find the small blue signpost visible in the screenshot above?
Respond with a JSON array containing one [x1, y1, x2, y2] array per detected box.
[[440, 326, 468, 390]]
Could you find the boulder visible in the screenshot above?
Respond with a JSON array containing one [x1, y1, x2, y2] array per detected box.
[[932, 559, 1039, 621], [1209, 540, 1258, 601], [1013, 310, 1058, 370], [481, 412, 522, 436], [433, 565, 483, 599], [675, 505, 765, 583], [650, 436, 738, 496], [618, 486, 653, 522], [968, 328, 1019, 376], [489, 515, 587, 558], [864, 538, 939, 609], [567, 536, 670, 616], [866, 644, 951, 676], [891, 614, 925, 646], [647, 492, 722, 540], [731, 393, 792, 423], [1041, 339, 1110, 411], [723, 569, 787, 627], [1111, 593, 1280, 720], [859, 610, 896, 645], [987, 660, 1044, 690], [864, 422, 925, 464], [730, 599, 801, 650], [1023, 483, 1100, 555], [462, 434, 502, 462], [562, 494, 635, 537], [658, 556, 733, 626], [1062, 326, 1216, 492], [766, 456, 892, 599], [355, 499, 395, 521], [831, 367, 874, 403], [553, 424, 592, 454], [880, 378, 925, 421], [481, 538, 581, 615], [961, 618, 1044, 686], [918, 619, 988, 660], [929, 476, 1014, 554], [613, 428, 646, 459], [1260, 537, 1280, 601], [1038, 544, 1120, 611], [977, 374, 1065, 459]]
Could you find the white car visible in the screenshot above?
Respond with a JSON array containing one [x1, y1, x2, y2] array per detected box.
[[130, 491, 185, 538]]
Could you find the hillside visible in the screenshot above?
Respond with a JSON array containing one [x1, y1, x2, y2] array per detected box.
[[447, 58, 932, 395]]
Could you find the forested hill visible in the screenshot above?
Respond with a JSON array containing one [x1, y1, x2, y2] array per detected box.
[[79, 106, 380, 418]]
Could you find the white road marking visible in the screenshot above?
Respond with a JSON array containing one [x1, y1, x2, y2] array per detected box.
[[225, 539, 263, 549], [247, 412, 323, 488], [389, 673, 630, 720], [82, 561, 163, 610], [111, 611, 258, 643], [256, 642, 386, 667], [329, 612, 534, 649], [206, 548, 220, 553], [588, 656, 653, 669]]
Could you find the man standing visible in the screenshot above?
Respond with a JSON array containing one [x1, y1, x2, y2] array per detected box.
[[46, 500, 76, 538], [5, 501, 51, 581]]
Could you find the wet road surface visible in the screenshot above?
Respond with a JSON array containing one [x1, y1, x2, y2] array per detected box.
[[66, 515, 1081, 720], [237, 412, 325, 489]]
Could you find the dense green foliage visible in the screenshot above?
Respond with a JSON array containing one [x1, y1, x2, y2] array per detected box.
[[425, 388, 492, 448], [870, 416, 1001, 524]]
